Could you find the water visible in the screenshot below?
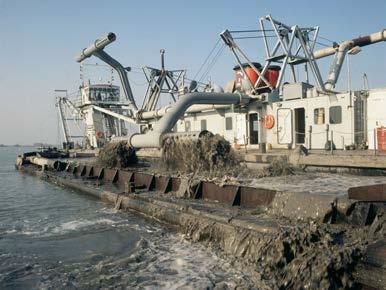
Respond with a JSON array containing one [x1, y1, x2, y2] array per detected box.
[[0, 147, 254, 289]]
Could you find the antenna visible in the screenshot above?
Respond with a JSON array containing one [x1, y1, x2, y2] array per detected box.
[[363, 73, 370, 90], [80, 63, 84, 85], [160, 49, 165, 71]]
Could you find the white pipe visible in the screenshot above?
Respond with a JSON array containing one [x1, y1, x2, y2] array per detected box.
[[28, 157, 59, 169], [313, 29, 386, 60], [92, 105, 137, 124], [139, 104, 231, 120], [76, 33, 116, 62], [129, 92, 250, 148], [313, 29, 386, 91]]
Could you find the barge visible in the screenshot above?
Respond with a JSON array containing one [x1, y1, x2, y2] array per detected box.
[[15, 150, 386, 289]]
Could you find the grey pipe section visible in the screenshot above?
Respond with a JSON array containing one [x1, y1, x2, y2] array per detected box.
[[139, 104, 231, 120], [313, 29, 386, 60], [312, 29, 386, 90], [76, 33, 116, 62], [28, 157, 59, 170], [92, 50, 137, 112], [324, 40, 353, 91], [76, 33, 138, 112], [129, 92, 250, 148]]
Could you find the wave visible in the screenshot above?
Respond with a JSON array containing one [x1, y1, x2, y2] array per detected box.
[[51, 218, 118, 234]]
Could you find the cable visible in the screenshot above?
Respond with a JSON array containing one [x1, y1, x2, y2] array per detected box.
[[233, 35, 277, 40], [193, 38, 221, 80], [229, 29, 275, 33], [127, 75, 148, 86], [314, 41, 332, 48], [198, 44, 226, 83], [318, 35, 337, 44]]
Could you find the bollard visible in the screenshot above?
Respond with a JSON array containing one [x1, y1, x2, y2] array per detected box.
[[330, 131, 334, 154]]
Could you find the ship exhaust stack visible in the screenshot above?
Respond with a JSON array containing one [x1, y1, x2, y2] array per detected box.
[[313, 29, 386, 91], [76, 33, 138, 113]]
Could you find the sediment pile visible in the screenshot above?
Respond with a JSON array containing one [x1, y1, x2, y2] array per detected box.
[[182, 205, 386, 289], [256, 156, 294, 178], [160, 134, 242, 177], [98, 141, 137, 168]]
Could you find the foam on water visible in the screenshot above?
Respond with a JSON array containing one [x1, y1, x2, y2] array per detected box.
[[0, 147, 257, 289], [51, 218, 118, 234]]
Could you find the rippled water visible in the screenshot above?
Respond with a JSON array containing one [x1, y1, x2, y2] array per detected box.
[[0, 147, 254, 289]]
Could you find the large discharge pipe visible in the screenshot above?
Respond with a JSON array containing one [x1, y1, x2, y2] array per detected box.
[[76, 32, 117, 62], [313, 29, 386, 90], [128, 92, 250, 148], [76, 33, 138, 113]]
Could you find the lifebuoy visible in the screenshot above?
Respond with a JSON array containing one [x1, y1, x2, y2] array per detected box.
[[96, 131, 104, 139], [263, 115, 275, 129]]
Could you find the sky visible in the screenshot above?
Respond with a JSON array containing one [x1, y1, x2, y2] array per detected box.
[[0, 0, 385, 145]]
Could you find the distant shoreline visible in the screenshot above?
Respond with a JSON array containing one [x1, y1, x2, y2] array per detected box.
[[0, 145, 45, 148]]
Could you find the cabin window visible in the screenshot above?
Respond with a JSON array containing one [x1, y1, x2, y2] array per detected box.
[[329, 106, 342, 124], [295, 108, 306, 144], [185, 121, 191, 132], [314, 108, 325, 125], [200, 119, 207, 131], [225, 117, 233, 130]]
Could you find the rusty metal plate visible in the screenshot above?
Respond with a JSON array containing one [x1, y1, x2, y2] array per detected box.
[[104, 168, 118, 183], [348, 184, 386, 201], [171, 178, 181, 192], [201, 182, 238, 205], [116, 170, 132, 188], [84, 165, 93, 177], [75, 165, 85, 177], [240, 187, 276, 207], [133, 172, 153, 188], [92, 166, 102, 177], [155, 176, 169, 192]]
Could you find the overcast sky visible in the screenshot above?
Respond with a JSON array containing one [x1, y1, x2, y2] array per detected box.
[[1, 0, 385, 145]]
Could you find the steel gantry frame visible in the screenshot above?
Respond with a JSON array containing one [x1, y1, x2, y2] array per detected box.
[[220, 14, 326, 93], [141, 49, 185, 112], [56, 96, 86, 144]]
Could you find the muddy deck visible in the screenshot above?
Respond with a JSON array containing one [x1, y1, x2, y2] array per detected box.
[[15, 155, 386, 289]]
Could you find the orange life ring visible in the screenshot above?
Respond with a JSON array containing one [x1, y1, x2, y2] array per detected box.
[[96, 131, 104, 139], [263, 115, 275, 129]]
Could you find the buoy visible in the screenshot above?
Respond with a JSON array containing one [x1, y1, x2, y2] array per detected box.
[[264, 115, 275, 129], [96, 131, 104, 139]]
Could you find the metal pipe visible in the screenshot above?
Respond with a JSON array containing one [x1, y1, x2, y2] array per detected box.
[[313, 29, 386, 90], [138, 104, 231, 120], [313, 30, 386, 60], [129, 92, 250, 148], [57, 98, 70, 143], [28, 157, 59, 169], [92, 105, 136, 124], [76, 33, 116, 62], [324, 40, 353, 91], [76, 33, 138, 113]]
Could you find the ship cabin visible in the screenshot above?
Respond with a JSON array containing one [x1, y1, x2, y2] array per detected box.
[[174, 84, 386, 151], [79, 84, 121, 107]]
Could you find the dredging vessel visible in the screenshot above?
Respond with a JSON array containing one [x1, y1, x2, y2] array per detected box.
[[16, 15, 386, 289]]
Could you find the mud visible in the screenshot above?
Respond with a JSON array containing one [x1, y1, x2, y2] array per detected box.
[[98, 141, 137, 168], [160, 134, 243, 178], [255, 156, 295, 178], [18, 160, 386, 289], [182, 203, 386, 290]]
